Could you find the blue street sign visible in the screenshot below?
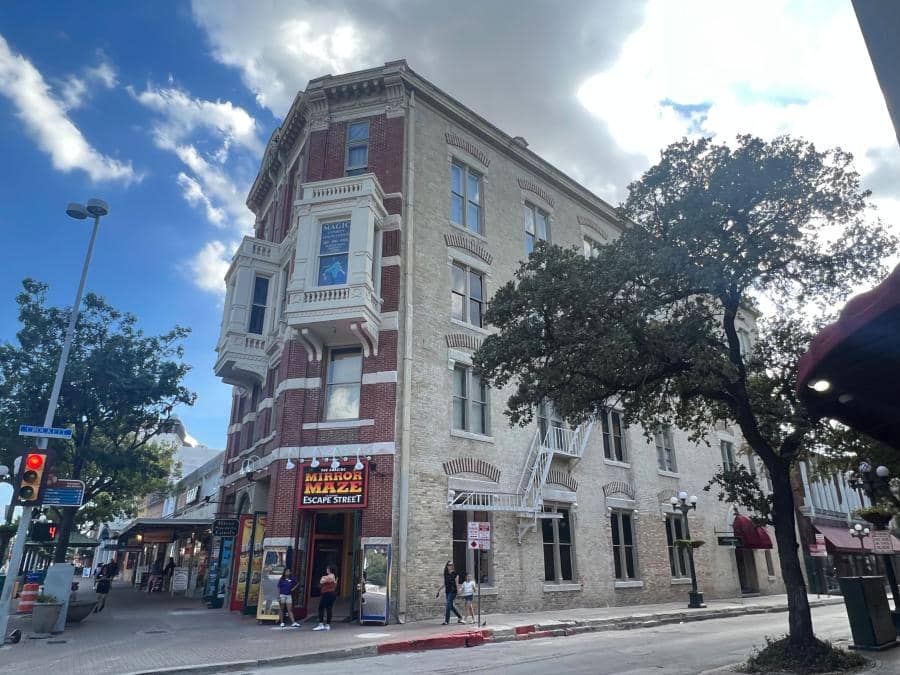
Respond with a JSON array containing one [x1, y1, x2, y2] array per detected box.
[[18, 425, 73, 439], [43, 479, 85, 507]]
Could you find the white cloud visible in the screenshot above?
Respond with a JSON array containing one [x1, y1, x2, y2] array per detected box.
[[61, 54, 118, 110], [177, 172, 225, 225], [189, 239, 236, 295], [0, 35, 137, 184]]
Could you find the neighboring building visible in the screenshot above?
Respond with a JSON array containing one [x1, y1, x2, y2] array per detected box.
[[214, 60, 783, 623]]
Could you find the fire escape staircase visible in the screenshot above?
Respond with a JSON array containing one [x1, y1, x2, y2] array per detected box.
[[447, 421, 593, 543]]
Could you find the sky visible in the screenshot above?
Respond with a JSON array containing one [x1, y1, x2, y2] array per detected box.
[[0, 0, 898, 455]]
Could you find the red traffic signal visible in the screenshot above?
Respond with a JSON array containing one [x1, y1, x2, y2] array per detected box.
[[26, 454, 45, 471], [16, 451, 49, 505]]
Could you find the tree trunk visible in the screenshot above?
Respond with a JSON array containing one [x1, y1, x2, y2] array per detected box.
[[52, 507, 77, 563], [771, 464, 816, 646]]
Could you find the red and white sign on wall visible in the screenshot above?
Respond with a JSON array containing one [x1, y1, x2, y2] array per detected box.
[[809, 532, 827, 558], [467, 521, 491, 550], [298, 461, 369, 509]]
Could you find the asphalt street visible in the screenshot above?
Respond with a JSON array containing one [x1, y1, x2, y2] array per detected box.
[[237, 604, 859, 675]]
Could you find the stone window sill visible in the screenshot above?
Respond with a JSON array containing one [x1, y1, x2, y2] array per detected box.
[[451, 429, 495, 443], [604, 459, 631, 469], [614, 580, 644, 589], [449, 221, 487, 242], [671, 578, 692, 586], [303, 419, 375, 430], [543, 582, 582, 593], [657, 470, 680, 479], [450, 318, 491, 335], [768, 576, 777, 582]]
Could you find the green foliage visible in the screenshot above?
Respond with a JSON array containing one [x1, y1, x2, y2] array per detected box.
[[704, 465, 773, 526], [365, 550, 388, 586], [0, 279, 195, 529], [739, 635, 866, 674], [34, 594, 60, 604]]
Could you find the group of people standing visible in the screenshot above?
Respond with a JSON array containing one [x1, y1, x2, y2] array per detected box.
[[276, 565, 338, 631], [437, 561, 478, 625]]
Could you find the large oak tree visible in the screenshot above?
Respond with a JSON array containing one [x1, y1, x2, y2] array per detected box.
[[475, 136, 896, 646]]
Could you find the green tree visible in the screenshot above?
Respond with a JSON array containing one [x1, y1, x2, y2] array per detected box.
[[475, 136, 896, 648], [0, 279, 196, 561]]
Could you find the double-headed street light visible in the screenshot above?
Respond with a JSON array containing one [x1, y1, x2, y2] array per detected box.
[[670, 491, 705, 609], [849, 523, 871, 554]]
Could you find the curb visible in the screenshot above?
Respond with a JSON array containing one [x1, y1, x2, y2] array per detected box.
[[126, 598, 845, 674]]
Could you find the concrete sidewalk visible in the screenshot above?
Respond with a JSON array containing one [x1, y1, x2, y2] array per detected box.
[[0, 587, 848, 675]]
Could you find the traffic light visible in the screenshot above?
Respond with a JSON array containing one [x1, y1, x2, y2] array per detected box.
[[15, 451, 49, 506]]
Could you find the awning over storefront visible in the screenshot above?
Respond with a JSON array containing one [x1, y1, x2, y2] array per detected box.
[[116, 518, 212, 547], [797, 262, 900, 449], [733, 515, 774, 549], [815, 524, 900, 553]]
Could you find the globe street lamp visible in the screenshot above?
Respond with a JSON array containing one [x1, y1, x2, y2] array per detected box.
[[0, 198, 109, 642], [849, 523, 871, 555], [670, 491, 705, 609]]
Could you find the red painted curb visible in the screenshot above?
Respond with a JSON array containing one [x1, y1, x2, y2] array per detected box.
[[377, 630, 492, 655], [515, 625, 536, 635]]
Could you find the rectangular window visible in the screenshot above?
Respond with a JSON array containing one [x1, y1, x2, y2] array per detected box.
[[451, 162, 482, 234], [765, 550, 776, 577], [720, 440, 736, 471], [583, 237, 601, 259], [452, 511, 493, 584], [524, 203, 549, 255], [324, 348, 362, 420], [537, 400, 564, 449], [601, 409, 627, 462], [345, 120, 369, 176], [248, 276, 270, 334], [450, 262, 484, 328], [318, 220, 350, 286], [452, 364, 488, 435], [665, 514, 689, 578], [655, 426, 677, 472], [610, 510, 637, 580], [542, 506, 574, 582]]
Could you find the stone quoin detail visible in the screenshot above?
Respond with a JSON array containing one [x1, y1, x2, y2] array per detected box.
[[547, 469, 578, 491], [517, 177, 556, 208], [442, 457, 501, 483], [444, 232, 494, 265], [602, 480, 636, 500], [445, 333, 484, 350], [445, 132, 491, 167]]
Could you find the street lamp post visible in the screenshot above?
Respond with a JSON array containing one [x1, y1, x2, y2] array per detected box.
[[670, 491, 705, 609], [0, 199, 108, 643], [849, 523, 871, 558], [846, 462, 900, 608]]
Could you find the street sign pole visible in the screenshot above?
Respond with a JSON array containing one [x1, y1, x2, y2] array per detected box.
[[476, 554, 481, 628], [0, 210, 102, 642]]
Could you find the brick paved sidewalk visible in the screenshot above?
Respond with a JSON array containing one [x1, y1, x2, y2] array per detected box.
[[0, 586, 847, 675]]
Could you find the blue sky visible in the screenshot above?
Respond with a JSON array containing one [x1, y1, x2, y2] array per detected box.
[[1, 0, 898, 454]]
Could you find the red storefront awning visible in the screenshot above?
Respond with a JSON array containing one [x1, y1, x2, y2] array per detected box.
[[815, 524, 900, 553], [796, 262, 900, 449], [733, 515, 774, 549]]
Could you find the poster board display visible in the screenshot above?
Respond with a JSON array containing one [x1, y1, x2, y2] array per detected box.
[[359, 543, 391, 625], [245, 515, 266, 612], [230, 515, 253, 611], [256, 546, 288, 622]]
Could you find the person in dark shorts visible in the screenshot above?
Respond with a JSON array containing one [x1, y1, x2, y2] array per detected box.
[[94, 563, 112, 612]]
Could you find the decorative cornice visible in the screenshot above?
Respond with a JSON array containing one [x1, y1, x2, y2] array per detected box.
[[577, 215, 609, 240], [442, 457, 501, 482], [445, 132, 491, 167], [518, 178, 556, 208], [444, 232, 493, 265], [547, 469, 578, 492], [602, 480, 635, 500], [445, 333, 483, 350]]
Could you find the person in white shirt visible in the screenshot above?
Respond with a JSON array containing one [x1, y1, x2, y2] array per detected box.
[[460, 573, 477, 624]]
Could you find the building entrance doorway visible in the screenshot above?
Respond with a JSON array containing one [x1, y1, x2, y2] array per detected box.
[[303, 511, 361, 622], [735, 548, 759, 595]]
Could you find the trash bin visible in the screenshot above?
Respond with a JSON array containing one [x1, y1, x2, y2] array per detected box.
[[838, 576, 898, 650]]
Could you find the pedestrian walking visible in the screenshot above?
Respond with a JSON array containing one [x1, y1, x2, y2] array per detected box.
[[435, 561, 463, 625], [277, 568, 301, 628], [163, 557, 176, 590], [460, 573, 477, 624], [313, 565, 338, 631], [94, 563, 112, 613]]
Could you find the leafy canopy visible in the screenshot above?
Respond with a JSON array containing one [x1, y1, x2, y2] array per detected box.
[[0, 279, 196, 528]]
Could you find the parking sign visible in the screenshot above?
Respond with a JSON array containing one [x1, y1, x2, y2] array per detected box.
[[467, 521, 491, 550]]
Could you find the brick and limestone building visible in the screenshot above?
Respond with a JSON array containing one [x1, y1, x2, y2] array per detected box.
[[214, 60, 784, 623]]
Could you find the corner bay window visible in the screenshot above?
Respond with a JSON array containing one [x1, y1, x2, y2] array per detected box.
[[655, 426, 677, 472], [324, 348, 362, 420], [452, 365, 488, 435], [318, 220, 350, 286], [452, 511, 492, 584], [451, 162, 482, 234], [665, 514, 689, 578], [451, 262, 484, 327], [542, 505, 574, 582], [601, 409, 627, 462], [345, 120, 369, 176], [524, 202, 548, 255], [248, 276, 269, 334], [611, 510, 637, 581]]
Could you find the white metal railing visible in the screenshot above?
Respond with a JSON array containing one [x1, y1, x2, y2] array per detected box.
[[448, 489, 524, 512], [541, 421, 594, 459]]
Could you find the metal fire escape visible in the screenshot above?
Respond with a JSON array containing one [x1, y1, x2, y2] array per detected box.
[[447, 422, 593, 543]]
